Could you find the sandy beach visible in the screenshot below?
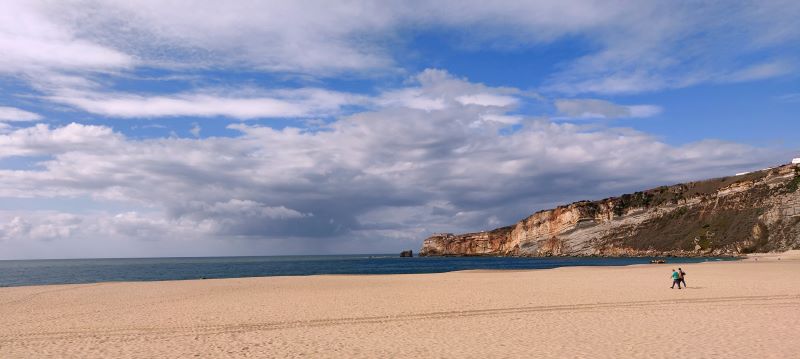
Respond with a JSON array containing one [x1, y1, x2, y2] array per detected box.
[[1, 253, 799, 358]]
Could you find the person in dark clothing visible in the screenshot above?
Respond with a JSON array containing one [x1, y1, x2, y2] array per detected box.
[[678, 268, 687, 288], [671, 269, 682, 289]]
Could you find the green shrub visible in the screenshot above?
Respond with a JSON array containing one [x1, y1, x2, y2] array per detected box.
[[787, 167, 800, 193]]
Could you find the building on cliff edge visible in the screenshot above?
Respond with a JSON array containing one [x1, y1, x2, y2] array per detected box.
[[793, 157, 800, 165]]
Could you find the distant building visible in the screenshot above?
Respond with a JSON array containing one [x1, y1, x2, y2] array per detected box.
[[793, 158, 800, 164]]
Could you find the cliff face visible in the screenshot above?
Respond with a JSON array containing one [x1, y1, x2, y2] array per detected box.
[[420, 163, 800, 257]]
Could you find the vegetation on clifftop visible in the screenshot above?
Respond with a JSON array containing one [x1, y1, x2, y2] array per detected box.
[[787, 166, 800, 193]]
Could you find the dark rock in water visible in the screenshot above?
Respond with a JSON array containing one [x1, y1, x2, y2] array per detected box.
[[400, 250, 413, 257]]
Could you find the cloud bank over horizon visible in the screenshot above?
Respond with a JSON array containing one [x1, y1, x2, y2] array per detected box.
[[0, 1, 798, 259]]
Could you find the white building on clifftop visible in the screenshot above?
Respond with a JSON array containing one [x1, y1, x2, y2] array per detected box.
[[793, 157, 800, 164]]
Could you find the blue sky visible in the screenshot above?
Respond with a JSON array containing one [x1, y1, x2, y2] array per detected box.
[[0, 0, 798, 259]]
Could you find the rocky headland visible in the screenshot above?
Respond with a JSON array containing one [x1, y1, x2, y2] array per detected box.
[[420, 163, 800, 257]]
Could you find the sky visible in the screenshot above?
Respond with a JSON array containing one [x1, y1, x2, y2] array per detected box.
[[0, 0, 799, 259]]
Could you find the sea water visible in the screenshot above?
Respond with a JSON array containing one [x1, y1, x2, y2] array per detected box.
[[0, 255, 731, 287]]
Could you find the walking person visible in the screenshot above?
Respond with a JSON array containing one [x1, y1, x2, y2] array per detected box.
[[671, 269, 682, 289], [678, 267, 687, 288]]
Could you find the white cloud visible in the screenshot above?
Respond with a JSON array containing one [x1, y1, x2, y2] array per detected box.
[[534, 2, 800, 94], [189, 122, 201, 137], [46, 88, 368, 119], [456, 94, 518, 107], [480, 114, 523, 125], [376, 69, 520, 112], [0, 214, 81, 242], [727, 61, 794, 83], [22, 0, 395, 75], [186, 199, 310, 220], [2, 1, 795, 259], [4, 1, 797, 96], [627, 105, 663, 118], [376, 88, 448, 111], [0, 106, 42, 122], [0, 71, 783, 258], [0, 123, 120, 159], [43, 68, 522, 120], [555, 99, 662, 119], [0, 1, 133, 74]]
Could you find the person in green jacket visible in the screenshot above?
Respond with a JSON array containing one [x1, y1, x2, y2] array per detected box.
[[671, 269, 682, 289]]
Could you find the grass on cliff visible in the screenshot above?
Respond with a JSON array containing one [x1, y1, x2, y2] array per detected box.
[[610, 185, 773, 252], [787, 166, 800, 193], [607, 170, 771, 216]]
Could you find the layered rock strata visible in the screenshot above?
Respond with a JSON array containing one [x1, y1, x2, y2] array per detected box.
[[420, 163, 800, 257]]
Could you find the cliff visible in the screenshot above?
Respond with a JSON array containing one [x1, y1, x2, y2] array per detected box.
[[420, 163, 800, 257]]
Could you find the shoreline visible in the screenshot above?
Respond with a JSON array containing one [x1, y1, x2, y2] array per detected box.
[[0, 255, 736, 289], [418, 253, 746, 258], [2, 251, 798, 358]]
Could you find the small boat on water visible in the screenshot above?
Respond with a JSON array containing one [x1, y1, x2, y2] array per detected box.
[[650, 259, 667, 264]]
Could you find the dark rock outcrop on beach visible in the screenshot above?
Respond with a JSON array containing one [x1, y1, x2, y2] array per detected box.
[[420, 163, 800, 257], [400, 250, 413, 257]]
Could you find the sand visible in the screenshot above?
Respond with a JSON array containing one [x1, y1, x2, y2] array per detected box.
[[2, 253, 800, 358]]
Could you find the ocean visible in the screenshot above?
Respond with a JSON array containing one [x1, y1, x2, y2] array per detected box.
[[0, 255, 731, 287]]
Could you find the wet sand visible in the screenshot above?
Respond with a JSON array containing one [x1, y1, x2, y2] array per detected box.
[[1, 252, 799, 358]]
